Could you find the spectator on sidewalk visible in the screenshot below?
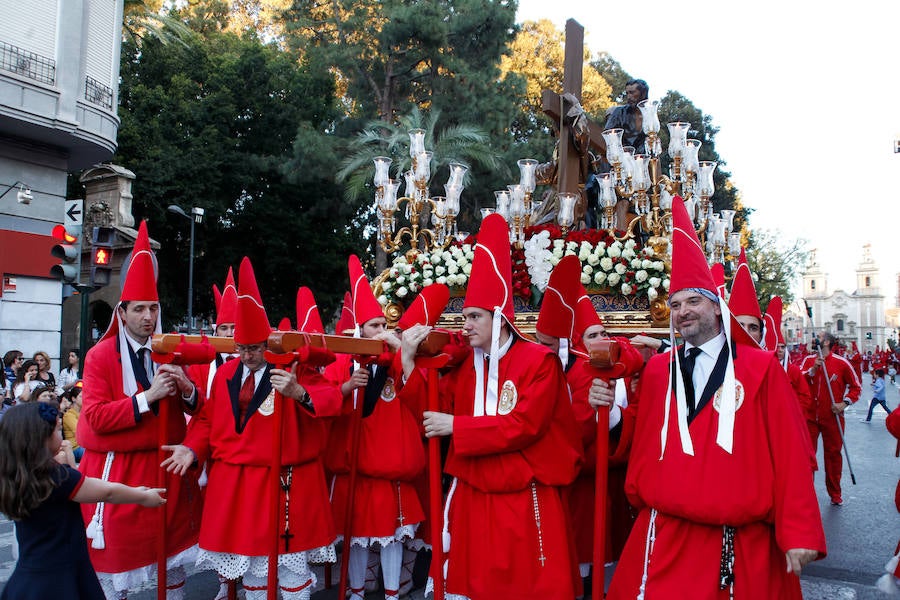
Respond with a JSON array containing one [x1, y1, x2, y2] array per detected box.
[[58, 349, 81, 393], [863, 369, 891, 422], [12, 360, 40, 403], [3, 350, 23, 391], [32, 351, 57, 393]]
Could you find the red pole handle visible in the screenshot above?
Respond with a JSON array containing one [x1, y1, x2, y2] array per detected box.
[[266, 390, 283, 599], [592, 405, 610, 600], [427, 369, 445, 600], [338, 387, 364, 599], [157, 399, 169, 600]]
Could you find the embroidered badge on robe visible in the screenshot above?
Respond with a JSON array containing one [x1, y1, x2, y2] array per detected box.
[[713, 379, 744, 412], [381, 377, 396, 402], [258, 389, 276, 416], [498, 380, 518, 415]]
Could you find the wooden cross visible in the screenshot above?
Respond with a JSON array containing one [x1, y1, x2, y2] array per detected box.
[[540, 19, 607, 198], [281, 528, 295, 553]]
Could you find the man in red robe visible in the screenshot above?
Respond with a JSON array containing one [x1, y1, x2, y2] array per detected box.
[[162, 257, 341, 600], [188, 267, 238, 406], [323, 255, 425, 600], [595, 198, 825, 599], [799, 331, 861, 505], [78, 221, 203, 599], [401, 214, 583, 600], [534, 254, 637, 587]]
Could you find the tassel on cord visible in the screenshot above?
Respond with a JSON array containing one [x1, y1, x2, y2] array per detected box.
[[86, 451, 115, 550]]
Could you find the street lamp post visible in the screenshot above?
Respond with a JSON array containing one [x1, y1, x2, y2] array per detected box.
[[167, 205, 204, 333]]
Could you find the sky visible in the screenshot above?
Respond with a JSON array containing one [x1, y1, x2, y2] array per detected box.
[[516, 0, 900, 307]]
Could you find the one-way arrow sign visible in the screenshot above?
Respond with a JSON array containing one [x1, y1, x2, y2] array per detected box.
[[65, 199, 83, 225]]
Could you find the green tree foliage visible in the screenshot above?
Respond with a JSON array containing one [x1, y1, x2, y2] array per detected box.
[[745, 229, 809, 307], [113, 26, 354, 327]]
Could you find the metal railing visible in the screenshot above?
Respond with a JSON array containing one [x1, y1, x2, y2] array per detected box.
[[85, 75, 113, 109], [0, 41, 55, 85]]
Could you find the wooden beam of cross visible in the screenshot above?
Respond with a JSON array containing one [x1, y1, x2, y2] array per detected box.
[[540, 19, 607, 197]]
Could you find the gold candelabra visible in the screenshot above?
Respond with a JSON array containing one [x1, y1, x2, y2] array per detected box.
[[373, 130, 468, 254]]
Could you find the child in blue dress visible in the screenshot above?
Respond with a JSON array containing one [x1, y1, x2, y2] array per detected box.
[[0, 402, 166, 599]]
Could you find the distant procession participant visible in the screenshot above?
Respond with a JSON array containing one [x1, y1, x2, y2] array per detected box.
[[187, 267, 239, 406], [602, 197, 825, 599], [77, 221, 202, 600], [162, 258, 342, 600], [400, 214, 583, 600], [799, 331, 861, 505], [323, 255, 425, 600]]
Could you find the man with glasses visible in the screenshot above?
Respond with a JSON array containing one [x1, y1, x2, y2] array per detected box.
[[163, 258, 341, 600]]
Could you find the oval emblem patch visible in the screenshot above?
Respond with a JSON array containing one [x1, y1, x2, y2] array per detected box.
[[497, 380, 518, 415], [381, 377, 396, 402], [713, 379, 745, 413], [258, 389, 276, 416]]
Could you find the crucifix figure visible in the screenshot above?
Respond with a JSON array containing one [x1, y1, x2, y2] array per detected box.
[[536, 19, 633, 230]]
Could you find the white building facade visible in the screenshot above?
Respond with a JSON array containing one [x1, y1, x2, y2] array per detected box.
[[0, 0, 124, 370], [801, 245, 889, 351]]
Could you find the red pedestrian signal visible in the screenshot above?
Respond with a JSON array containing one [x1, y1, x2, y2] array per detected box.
[[93, 247, 111, 266]]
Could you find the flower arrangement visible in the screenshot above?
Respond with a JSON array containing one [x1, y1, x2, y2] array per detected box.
[[377, 245, 474, 306], [377, 225, 669, 309]]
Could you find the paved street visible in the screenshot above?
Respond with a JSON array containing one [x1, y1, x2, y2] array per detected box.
[[1, 372, 898, 598]]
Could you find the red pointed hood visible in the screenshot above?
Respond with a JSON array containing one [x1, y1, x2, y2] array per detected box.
[[349, 255, 384, 327], [234, 257, 271, 345], [764, 296, 784, 350], [537, 255, 582, 340], [398, 283, 450, 330], [296, 286, 325, 334], [120, 220, 158, 302], [711, 262, 727, 299], [335, 292, 354, 336], [728, 248, 762, 322], [216, 267, 237, 327], [669, 197, 716, 297], [463, 213, 514, 322]]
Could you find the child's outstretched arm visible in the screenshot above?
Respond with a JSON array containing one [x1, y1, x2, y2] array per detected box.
[[72, 477, 166, 507]]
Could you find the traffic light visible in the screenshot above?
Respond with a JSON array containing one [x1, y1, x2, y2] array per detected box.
[[90, 226, 115, 288], [50, 224, 82, 283]]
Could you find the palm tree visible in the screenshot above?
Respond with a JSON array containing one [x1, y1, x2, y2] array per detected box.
[[123, 0, 193, 47]]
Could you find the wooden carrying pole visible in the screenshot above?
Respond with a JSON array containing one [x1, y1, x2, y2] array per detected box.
[[338, 383, 364, 600], [592, 406, 609, 600]]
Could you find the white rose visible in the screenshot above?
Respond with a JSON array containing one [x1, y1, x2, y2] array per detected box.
[[635, 270, 648, 283], [382, 281, 392, 292], [615, 263, 627, 275], [594, 271, 607, 285], [630, 259, 642, 269], [578, 248, 591, 261], [377, 294, 387, 305], [566, 241, 578, 252], [663, 278, 670, 291], [598, 242, 607, 250], [583, 264, 594, 275], [396, 275, 406, 285], [552, 248, 564, 259], [621, 283, 633, 295], [607, 246, 621, 258], [643, 246, 655, 257], [402, 264, 413, 274], [642, 259, 653, 269], [430, 252, 442, 265], [417, 253, 428, 265], [463, 263, 472, 275], [461, 244, 472, 253], [397, 286, 408, 297], [648, 287, 658, 301], [600, 257, 613, 271], [435, 266, 446, 276], [442, 251, 453, 262], [553, 239, 565, 249], [649, 277, 661, 288], [581, 273, 591, 285], [448, 264, 459, 275], [465, 251, 474, 261], [587, 253, 600, 266], [653, 261, 665, 271], [612, 241, 623, 249], [436, 276, 447, 285], [607, 273, 620, 286], [390, 268, 400, 278], [423, 278, 433, 287], [456, 274, 468, 286], [594, 246, 606, 258], [409, 271, 421, 281], [565, 249, 577, 257], [622, 248, 636, 260], [423, 269, 434, 279], [549, 255, 561, 266], [624, 239, 637, 249]]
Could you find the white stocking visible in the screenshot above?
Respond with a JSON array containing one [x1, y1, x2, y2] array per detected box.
[[380, 541, 402, 597], [399, 546, 417, 595], [277, 564, 313, 600], [241, 571, 268, 600], [165, 566, 186, 600], [349, 544, 369, 599]]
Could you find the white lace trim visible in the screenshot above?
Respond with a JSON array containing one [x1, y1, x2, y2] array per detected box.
[[196, 544, 336, 581], [424, 576, 469, 600], [96, 544, 199, 592], [336, 523, 418, 549]]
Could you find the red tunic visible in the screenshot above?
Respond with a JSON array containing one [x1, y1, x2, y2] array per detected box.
[[403, 338, 583, 599], [608, 346, 826, 600], [182, 359, 341, 557], [324, 353, 425, 541], [77, 336, 203, 574], [565, 357, 636, 565], [799, 352, 862, 418]]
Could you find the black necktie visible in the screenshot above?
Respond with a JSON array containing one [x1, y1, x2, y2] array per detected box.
[[134, 348, 152, 390], [682, 347, 702, 414]]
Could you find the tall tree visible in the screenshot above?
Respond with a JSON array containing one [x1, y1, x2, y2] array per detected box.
[[114, 27, 352, 326], [745, 229, 809, 307]]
